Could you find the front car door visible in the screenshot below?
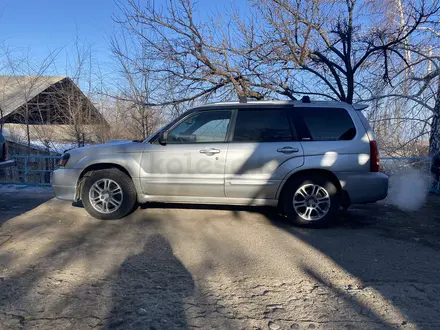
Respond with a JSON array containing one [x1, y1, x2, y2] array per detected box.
[[140, 109, 233, 197], [225, 107, 304, 201]]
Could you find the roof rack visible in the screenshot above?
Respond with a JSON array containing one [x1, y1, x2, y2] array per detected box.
[[239, 96, 247, 103], [301, 96, 311, 103]]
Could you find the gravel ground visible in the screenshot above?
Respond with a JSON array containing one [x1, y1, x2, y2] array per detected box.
[[0, 186, 440, 329]]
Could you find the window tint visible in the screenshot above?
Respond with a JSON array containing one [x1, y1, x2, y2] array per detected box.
[[233, 109, 292, 142], [299, 108, 356, 141], [167, 110, 232, 143]]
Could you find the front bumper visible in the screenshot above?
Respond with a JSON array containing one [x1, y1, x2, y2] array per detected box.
[[52, 168, 82, 201], [0, 160, 16, 169], [337, 172, 389, 204]]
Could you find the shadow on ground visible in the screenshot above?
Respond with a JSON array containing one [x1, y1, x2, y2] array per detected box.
[[1, 192, 440, 329], [268, 195, 440, 328], [104, 234, 194, 330], [0, 185, 54, 226], [142, 195, 440, 328]]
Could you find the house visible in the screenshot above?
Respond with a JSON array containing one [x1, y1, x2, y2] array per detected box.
[[0, 75, 107, 151]]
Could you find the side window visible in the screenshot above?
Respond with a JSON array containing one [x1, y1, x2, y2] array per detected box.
[[233, 109, 293, 142], [167, 110, 232, 144], [298, 108, 356, 141]]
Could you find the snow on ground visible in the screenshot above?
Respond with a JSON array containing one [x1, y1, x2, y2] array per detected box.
[[0, 184, 54, 194], [3, 128, 83, 154]]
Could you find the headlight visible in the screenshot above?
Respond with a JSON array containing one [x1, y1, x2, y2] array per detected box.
[[58, 153, 70, 167]]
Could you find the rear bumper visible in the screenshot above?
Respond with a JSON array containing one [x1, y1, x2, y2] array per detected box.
[[52, 168, 81, 201], [337, 172, 388, 204], [0, 160, 16, 169]]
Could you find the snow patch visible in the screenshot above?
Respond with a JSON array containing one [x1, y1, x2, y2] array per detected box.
[[0, 184, 54, 194]]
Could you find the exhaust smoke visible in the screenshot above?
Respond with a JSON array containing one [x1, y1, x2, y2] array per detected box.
[[386, 169, 430, 211]]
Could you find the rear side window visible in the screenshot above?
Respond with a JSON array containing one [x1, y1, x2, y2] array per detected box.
[[233, 109, 293, 142], [298, 108, 356, 141]]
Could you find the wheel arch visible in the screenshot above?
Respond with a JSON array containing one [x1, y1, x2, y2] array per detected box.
[[276, 168, 342, 209], [74, 163, 132, 201]]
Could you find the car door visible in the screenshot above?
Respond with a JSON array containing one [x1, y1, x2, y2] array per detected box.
[[225, 107, 304, 200], [140, 109, 233, 197]]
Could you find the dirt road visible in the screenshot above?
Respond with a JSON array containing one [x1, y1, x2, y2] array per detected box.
[[1, 186, 440, 329]]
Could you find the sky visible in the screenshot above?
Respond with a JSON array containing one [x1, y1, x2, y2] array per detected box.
[[0, 0, 248, 85], [0, 0, 117, 77]]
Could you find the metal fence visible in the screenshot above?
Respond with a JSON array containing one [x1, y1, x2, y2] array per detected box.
[[0, 154, 439, 192], [0, 155, 61, 186]]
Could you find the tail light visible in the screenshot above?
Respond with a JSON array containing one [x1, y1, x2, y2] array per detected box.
[[58, 153, 70, 167], [370, 141, 380, 172]]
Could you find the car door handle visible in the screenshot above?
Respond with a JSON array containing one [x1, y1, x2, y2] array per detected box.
[[277, 147, 299, 154], [200, 148, 220, 155]]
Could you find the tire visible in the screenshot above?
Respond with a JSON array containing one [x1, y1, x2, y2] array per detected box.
[[283, 173, 340, 227], [82, 168, 137, 220]]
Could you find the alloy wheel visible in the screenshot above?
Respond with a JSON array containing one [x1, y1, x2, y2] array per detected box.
[[89, 178, 123, 214], [293, 183, 331, 221]]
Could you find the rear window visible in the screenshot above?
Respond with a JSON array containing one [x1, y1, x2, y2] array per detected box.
[[298, 108, 356, 141], [233, 109, 292, 142]]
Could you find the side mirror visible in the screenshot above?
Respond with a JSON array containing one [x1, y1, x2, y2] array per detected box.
[[158, 130, 168, 145]]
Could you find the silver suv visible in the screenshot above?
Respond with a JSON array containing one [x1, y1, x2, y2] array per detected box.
[[53, 100, 388, 226]]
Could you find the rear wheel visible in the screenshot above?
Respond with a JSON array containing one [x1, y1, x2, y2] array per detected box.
[[82, 168, 137, 220], [283, 174, 340, 227]]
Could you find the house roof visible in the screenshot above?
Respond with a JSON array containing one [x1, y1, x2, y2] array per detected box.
[[0, 75, 107, 126], [0, 76, 67, 118]]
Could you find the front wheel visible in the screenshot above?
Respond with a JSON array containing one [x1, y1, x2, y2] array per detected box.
[[283, 174, 340, 227], [82, 168, 137, 220]]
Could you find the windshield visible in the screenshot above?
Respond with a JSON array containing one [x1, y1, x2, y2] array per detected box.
[[143, 126, 165, 143]]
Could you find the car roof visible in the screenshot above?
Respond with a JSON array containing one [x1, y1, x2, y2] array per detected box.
[[190, 100, 359, 111]]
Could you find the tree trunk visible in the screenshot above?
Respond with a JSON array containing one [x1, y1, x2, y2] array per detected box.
[[429, 80, 440, 190], [346, 74, 354, 104], [430, 110, 440, 157], [429, 79, 440, 157]]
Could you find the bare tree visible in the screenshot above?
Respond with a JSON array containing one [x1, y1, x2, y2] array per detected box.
[[34, 36, 110, 149], [362, 19, 440, 158], [114, 0, 439, 107], [114, 0, 268, 105], [48, 78, 101, 148], [251, 0, 439, 104], [1, 47, 59, 153], [63, 38, 96, 147], [0, 47, 5, 133], [110, 30, 164, 139]]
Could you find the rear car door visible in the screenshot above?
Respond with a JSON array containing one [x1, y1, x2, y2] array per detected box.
[[224, 107, 304, 200]]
